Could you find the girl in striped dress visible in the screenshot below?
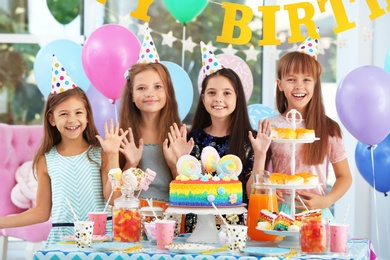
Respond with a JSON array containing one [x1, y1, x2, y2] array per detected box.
[[0, 57, 127, 247]]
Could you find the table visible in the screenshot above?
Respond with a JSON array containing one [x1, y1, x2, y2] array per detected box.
[[33, 238, 372, 260]]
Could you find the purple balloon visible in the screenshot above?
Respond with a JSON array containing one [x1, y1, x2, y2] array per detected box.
[[336, 66, 390, 145], [87, 85, 120, 136]]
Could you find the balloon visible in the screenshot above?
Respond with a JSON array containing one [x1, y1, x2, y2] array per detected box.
[[247, 104, 278, 130], [47, 0, 80, 25], [163, 0, 207, 23], [34, 39, 90, 97], [161, 61, 193, 121], [86, 84, 120, 136], [355, 134, 390, 194], [385, 49, 390, 74], [336, 66, 390, 145], [197, 54, 254, 102], [82, 24, 141, 101]]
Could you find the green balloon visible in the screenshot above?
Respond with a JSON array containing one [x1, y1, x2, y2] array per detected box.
[[163, 0, 208, 23], [47, 0, 80, 25]]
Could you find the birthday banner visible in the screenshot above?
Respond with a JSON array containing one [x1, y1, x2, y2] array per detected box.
[[98, 0, 390, 46]]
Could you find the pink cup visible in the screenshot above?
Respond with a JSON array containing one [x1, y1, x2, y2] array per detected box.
[[155, 220, 175, 250], [88, 212, 108, 235], [330, 223, 349, 253]]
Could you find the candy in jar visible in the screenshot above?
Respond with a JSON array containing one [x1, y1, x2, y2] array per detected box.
[[300, 218, 330, 254], [112, 187, 141, 242]]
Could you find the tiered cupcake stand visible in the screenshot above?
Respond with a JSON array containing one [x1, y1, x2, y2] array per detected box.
[[165, 205, 247, 244], [259, 109, 320, 248]]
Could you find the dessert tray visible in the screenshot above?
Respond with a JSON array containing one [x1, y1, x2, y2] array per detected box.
[[165, 243, 215, 254], [264, 184, 319, 189], [260, 229, 300, 249], [61, 235, 109, 242], [243, 247, 291, 257], [269, 137, 320, 144]]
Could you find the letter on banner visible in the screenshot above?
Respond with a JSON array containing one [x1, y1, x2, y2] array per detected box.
[[317, 0, 355, 33], [130, 0, 155, 22], [216, 2, 253, 45], [285, 2, 317, 43], [258, 5, 281, 46]]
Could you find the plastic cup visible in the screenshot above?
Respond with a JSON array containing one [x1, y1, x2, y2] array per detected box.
[[140, 206, 163, 240], [88, 212, 108, 235], [330, 223, 349, 253], [163, 212, 182, 237], [227, 225, 248, 252], [74, 221, 94, 248], [144, 221, 157, 242], [155, 219, 175, 249]]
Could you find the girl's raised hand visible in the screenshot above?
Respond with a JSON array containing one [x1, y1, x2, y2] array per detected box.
[[163, 123, 194, 172], [249, 119, 271, 155], [96, 119, 128, 155], [119, 127, 144, 168]]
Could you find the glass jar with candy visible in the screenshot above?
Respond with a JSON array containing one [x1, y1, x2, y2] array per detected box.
[[112, 186, 141, 242], [300, 218, 330, 254]]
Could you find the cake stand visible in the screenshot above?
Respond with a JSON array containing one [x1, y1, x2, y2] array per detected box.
[[165, 205, 247, 244]]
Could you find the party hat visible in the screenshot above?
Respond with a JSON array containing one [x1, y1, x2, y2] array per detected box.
[[296, 28, 320, 59], [200, 41, 224, 78], [51, 54, 77, 94], [137, 28, 160, 64]]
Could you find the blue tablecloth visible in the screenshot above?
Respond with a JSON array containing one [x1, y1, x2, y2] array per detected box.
[[33, 238, 371, 260]]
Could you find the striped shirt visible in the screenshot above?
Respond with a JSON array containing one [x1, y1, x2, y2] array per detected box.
[[45, 146, 108, 246]]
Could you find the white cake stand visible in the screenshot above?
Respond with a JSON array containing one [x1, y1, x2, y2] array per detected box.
[[165, 205, 247, 244]]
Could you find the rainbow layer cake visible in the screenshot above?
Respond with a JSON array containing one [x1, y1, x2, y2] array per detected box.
[[169, 146, 243, 207]]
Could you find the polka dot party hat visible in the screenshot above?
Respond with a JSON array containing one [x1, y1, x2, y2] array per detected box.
[[296, 27, 320, 59], [51, 54, 77, 94], [137, 28, 160, 64], [200, 41, 224, 78]]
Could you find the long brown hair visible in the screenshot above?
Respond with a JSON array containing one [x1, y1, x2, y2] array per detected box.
[[192, 68, 254, 162], [119, 63, 181, 166], [276, 52, 341, 165], [32, 88, 101, 171]]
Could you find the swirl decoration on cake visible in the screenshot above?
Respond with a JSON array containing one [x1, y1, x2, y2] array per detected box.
[[201, 146, 220, 173], [176, 155, 202, 180], [217, 154, 243, 180]]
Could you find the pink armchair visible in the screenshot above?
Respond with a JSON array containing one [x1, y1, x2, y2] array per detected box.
[[0, 123, 51, 259]]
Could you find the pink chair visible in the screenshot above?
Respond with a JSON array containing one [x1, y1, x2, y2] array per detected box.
[[0, 123, 51, 259]]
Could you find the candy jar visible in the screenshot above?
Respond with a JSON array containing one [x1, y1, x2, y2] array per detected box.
[[247, 170, 279, 241], [112, 186, 141, 242], [300, 218, 330, 254]]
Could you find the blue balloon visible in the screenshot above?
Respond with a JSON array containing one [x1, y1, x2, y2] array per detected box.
[[385, 49, 390, 74], [161, 61, 193, 121], [247, 104, 278, 130], [87, 85, 120, 136], [355, 134, 390, 194], [34, 39, 90, 97]]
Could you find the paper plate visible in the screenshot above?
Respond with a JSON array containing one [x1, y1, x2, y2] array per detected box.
[[243, 247, 291, 257], [61, 235, 109, 242], [165, 243, 215, 254], [90, 242, 138, 251]]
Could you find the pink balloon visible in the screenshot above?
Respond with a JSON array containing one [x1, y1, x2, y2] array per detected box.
[[82, 24, 141, 100], [197, 54, 253, 102]]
